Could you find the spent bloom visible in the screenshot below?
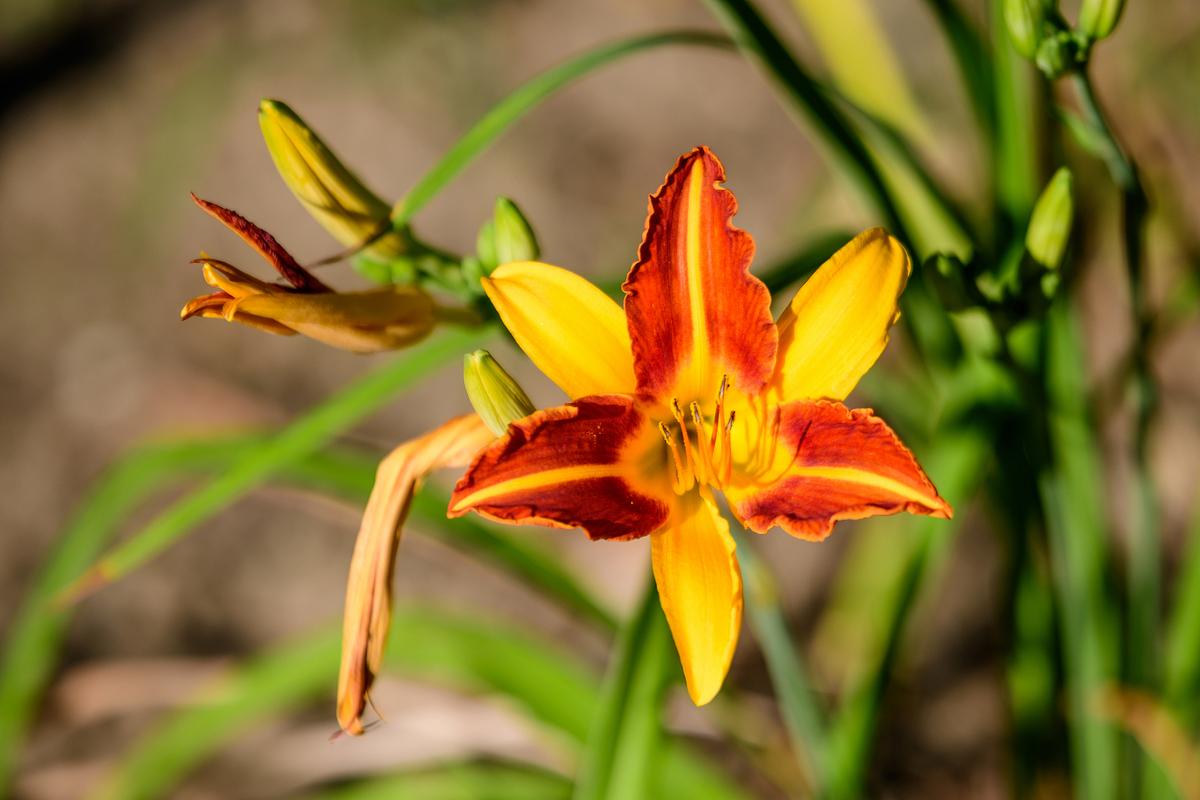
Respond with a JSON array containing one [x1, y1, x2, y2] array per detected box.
[[448, 147, 951, 705], [180, 195, 435, 353], [337, 414, 494, 734]]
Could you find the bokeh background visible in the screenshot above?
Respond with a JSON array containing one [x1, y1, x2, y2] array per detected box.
[[2, 0, 1199, 797]]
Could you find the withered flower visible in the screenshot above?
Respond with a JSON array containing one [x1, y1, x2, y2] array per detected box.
[[336, 414, 494, 734], [181, 195, 435, 353]]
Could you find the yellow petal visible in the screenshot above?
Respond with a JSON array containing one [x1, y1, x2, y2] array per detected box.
[[773, 228, 910, 402], [652, 489, 742, 705], [481, 261, 635, 399], [337, 415, 495, 735]]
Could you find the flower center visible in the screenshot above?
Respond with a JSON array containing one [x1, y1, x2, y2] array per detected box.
[[657, 376, 736, 495]]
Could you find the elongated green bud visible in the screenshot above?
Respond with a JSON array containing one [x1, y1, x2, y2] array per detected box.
[[1026, 167, 1074, 270], [1079, 0, 1125, 41], [463, 350, 535, 435], [1004, 0, 1046, 58], [476, 198, 540, 273], [258, 99, 407, 258]]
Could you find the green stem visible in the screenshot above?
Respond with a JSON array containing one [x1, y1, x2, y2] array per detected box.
[[1073, 66, 1163, 800], [989, 0, 1042, 235]]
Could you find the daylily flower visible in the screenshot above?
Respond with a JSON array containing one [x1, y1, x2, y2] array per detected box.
[[449, 147, 951, 705], [181, 194, 436, 353], [337, 413, 494, 734]]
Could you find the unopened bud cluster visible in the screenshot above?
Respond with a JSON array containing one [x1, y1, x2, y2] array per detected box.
[[1003, 0, 1125, 78]]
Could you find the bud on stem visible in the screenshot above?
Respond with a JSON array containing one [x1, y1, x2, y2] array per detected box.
[[1026, 167, 1075, 271], [463, 350, 535, 435], [1079, 0, 1125, 41], [259, 99, 408, 259]]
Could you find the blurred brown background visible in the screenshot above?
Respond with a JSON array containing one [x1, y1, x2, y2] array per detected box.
[[2, 0, 1199, 797]]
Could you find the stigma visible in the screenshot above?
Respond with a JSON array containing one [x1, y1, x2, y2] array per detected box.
[[657, 376, 736, 494]]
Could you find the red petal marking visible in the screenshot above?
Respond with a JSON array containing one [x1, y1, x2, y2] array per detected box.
[[622, 147, 776, 406], [191, 193, 329, 293], [449, 395, 670, 541], [730, 400, 950, 540]]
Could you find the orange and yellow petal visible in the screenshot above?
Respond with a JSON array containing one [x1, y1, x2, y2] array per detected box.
[[481, 261, 635, 399], [338, 414, 494, 735], [623, 147, 777, 407], [652, 489, 743, 706], [449, 395, 670, 540], [727, 400, 949, 540], [191, 193, 329, 293], [773, 228, 910, 402]]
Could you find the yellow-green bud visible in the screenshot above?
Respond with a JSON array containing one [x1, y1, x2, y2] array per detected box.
[[1079, 0, 1125, 41], [1026, 167, 1074, 270], [1004, 0, 1045, 58], [492, 198, 539, 265], [476, 198, 539, 273], [258, 99, 407, 259], [463, 350, 535, 435]]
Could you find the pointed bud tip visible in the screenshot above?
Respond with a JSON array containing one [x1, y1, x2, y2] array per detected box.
[[463, 350, 534, 436]]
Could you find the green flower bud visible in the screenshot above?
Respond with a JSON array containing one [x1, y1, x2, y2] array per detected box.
[[1079, 0, 1125, 41], [1026, 167, 1074, 270], [492, 198, 540, 265], [463, 350, 535, 435], [1004, 0, 1046, 58], [476, 198, 540, 273], [258, 99, 408, 259]]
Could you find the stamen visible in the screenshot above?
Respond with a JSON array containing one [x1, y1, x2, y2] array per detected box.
[[671, 399, 697, 489], [658, 422, 690, 494], [722, 411, 736, 484], [689, 401, 716, 485]]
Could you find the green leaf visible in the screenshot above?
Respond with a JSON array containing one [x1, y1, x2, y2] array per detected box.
[[60, 327, 492, 602], [303, 761, 571, 800], [732, 525, 829, 793], [390, 31, 733, 226], [91, 605, 744, 800], [788, 0, 928, 142], [824, 427, 992, 800], [1165, 486, 1200, 729], [919, 0, 994, 138], [699, 0, 908, 242], [1040, 299, 1119, 800], [91, 608, 596, 800], [573, 580, 673, 800], [279, 445, 617, 632], [0, 435, 270, 793]]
